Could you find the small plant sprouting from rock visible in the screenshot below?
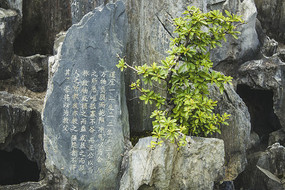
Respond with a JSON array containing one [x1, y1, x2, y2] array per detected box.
[[117, 6, 244, 148]]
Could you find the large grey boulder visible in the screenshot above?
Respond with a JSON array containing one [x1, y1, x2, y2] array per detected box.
[[0, 91, 32, 145], [211, 0, 259, 65], [254, 0, 285, 42], [209, 83, 251, 181], [0, 8, 20, 80], [43, 1, 129, 189], [237, 56, 285, 130], [11, 55, 48, 92], [235, 143, 285, 190], [0, 91, 45, 179], [120, 137, 225, 190], [124, 0, 259, 133]]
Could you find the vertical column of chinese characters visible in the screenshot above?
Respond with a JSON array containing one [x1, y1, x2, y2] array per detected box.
[[96, 71, 107, 165], [105, 71, 116, 160], [63, 69, 71, 133], [70, 70, 80, 172], [77, 70, 90, 175], [86, 70, 98, 174]]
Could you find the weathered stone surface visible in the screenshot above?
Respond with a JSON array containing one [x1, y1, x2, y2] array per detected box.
[[0, 91, 45, 185], [43, 1, 129, 189], [269, 129, 285, 146], [11, 55, 48, 92], [120, 137, 225, 190], [209, 83, 251, 181], [237, 56, 285, 130], [260, 36, 278, 57], [0, 91, 32, 145], [0, 8, 20, 80], [254, 0, 285, 42], [278, 46, 285, 63], [211, 0, 259, 65], [0, 167, 74, 190], [235, 143, 285, 190], [0, 0, 23, 16], [70, 0, 115, 24], [214, 181, 235, 190], [14, 0, 71, 56], [249, 131, 260, 150], [125, 0, 259, 133]]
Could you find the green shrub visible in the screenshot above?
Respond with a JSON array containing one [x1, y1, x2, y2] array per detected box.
[[117, 6, 244, 147]]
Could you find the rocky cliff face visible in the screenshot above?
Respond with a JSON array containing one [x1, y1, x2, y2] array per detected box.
[[0, 0, 285, 189]]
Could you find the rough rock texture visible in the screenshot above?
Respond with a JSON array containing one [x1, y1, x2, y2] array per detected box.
[[14, 0, 72, 56], [0, 91, 45, 181], [260, 36, 279, 57], [0, 0, 23, 16], [235, 143, 285, 190], [43, 1, 129, 189], [11, 55, 48, 92], [125, 0, 259, 133], [254, 0, 285, 42], [0, 8, 20, 80], [0, 166, 76, 190], [211, 0, 259, 65], [70, 0, 117, 24], [278, 46, 285, 63], [269, 129, 285, 146], [237, 56, 285, 130], [209, 83, 251, 181], [120, 137, 225, 190]]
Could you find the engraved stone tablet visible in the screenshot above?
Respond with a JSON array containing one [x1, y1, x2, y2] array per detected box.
[[43, 1, 129, 189]]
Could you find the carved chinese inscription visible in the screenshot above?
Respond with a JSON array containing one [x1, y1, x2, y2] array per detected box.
[[43, 1, 128, 189], [60, 68, 120, 176]]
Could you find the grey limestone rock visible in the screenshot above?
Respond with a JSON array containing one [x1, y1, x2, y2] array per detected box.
[[268, 129, 285, 146], [120, 137, 225, 190], [235, 143, 285, 190], [254, 0, 285, 42], [2, 0, 22, 16], [0, 91, 32, 145], [0, 91, 45, 177], [249, 131, 261, 150], [237, 56, 285, 130], [211, 0, 260, 65], [11, 55, 48, 92], [43, 1, 129, 189], [0, 8, 20, 80], [260, 36, 279, 57], [70, 0, 114, 24], [209, 83, 251, 181]]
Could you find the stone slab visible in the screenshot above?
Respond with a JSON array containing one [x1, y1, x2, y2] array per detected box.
[[43, 1, 128, 189]]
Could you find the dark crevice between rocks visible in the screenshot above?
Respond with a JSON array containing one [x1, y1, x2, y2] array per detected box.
[[0, 149, 40, 185], [236, 84, 282, 149], [138, 184, 156, 190], [13, 0, 72, 56], [214, 181, 235, 190], [130, 131, 152, 146]]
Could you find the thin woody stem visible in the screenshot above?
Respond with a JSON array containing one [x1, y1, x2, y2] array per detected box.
[[125, 62, 139, 73]]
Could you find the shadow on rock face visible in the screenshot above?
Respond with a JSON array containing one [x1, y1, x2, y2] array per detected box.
[[0, 149, 40, 185], [237, 84, 282, 146]]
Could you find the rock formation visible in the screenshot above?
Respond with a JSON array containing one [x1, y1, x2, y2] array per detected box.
[[120, 137, 225, 190], [0, 8, 20, 80], [43, 2, 129, 189], [0, 0, 285, 189]]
